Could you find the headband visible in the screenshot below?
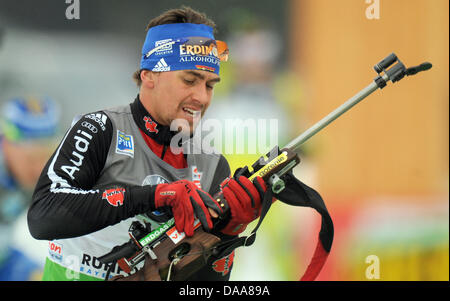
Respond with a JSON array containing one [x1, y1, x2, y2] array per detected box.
[[140, 23, 228, 75]]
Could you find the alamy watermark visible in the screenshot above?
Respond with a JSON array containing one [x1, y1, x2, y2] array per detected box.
[[65, 0, 80, 20], [365, 0, 380, 20], [365, 254, 380, 280], [169, 116, 279, 155], [64, 255, 80, 280]]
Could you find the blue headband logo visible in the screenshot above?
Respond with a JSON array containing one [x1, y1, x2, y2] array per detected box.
[[153, 39, 174, 56]]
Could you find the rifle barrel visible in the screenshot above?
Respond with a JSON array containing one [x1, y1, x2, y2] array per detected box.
[[284, 75, 387, 152]]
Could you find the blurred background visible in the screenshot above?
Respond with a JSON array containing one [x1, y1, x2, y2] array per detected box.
[[0, 0, 448, 281]]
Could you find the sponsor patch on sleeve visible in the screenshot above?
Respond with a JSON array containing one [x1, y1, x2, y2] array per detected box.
[[116, 130, 134, 158], [102, 188, 126, 207]]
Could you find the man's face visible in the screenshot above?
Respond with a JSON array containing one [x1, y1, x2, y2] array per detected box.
[[145, 70, 220, 133]]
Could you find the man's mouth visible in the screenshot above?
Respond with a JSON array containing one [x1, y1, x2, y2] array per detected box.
[[182, 107, 201, 117]]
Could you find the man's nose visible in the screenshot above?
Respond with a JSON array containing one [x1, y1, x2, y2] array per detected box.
[[191, 84, 211, 106]]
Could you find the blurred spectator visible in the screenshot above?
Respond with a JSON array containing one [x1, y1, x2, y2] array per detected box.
[[204, 15, 298, 280], [0, 96, 60, 280], [205, 21, 291, 170]]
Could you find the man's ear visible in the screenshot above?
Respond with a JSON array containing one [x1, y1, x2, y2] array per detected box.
[[140, 70, 157, 89]]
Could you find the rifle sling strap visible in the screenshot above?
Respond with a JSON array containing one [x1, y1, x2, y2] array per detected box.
[[213, 172, 334, 281]]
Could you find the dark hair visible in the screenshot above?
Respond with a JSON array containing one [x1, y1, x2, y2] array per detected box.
[[133, 6, 217, 86]]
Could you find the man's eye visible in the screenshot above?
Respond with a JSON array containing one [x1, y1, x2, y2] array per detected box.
[[184, 78, 195, 85]]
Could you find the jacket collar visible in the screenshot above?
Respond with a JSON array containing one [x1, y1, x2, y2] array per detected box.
[[130, 95, 176, 146]]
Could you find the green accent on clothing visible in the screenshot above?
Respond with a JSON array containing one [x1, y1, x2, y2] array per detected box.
[[42, 258, 103, 281]]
